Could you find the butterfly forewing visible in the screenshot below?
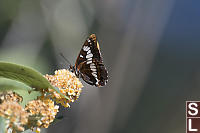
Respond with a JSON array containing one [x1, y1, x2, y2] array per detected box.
[[75, 34, 101, 67], [74, 34, 108, 87]]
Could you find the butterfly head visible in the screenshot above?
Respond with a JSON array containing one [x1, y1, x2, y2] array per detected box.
[[68, 65, 75, 73], [68, 65, 80, 77]]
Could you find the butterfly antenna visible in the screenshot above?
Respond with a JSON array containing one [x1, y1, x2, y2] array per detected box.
[[59, 53, 72, 66]]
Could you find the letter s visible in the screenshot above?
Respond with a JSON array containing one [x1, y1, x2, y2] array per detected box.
[[188, 103, 198, 116]]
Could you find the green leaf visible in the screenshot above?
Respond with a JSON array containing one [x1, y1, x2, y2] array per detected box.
[[0, 117, 6, 133], [14, 90, 41, 107], [0, 62, 69, 100], [0, 78, 33, 92], [0, 62, 51, 90], [0, 78, 40, 107]]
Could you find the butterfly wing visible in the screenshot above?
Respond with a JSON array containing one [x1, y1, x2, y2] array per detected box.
[[74, 34, 108, 87]]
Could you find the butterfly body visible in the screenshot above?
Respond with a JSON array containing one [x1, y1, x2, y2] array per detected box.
[[71, 34, 108, 87]]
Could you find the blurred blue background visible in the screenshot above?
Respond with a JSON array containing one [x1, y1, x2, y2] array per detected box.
[[0, 0, 200, 133]]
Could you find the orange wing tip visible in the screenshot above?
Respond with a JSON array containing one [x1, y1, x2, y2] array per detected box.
[[89, 34, 97, 43], [89, 34, 100, 50], [90, 34, 96, 38]]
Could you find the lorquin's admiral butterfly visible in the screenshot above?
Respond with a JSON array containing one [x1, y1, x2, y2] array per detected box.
[[69, 34, 108, 87]]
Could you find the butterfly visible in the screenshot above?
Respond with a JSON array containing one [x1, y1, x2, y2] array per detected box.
[[69, 34, 108, 87]]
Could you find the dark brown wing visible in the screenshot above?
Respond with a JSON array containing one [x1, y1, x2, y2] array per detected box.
[[74, 34, 108, 87], [77, 61, 97, 86], [75, 34, 101, 68], [78, 59, 108, 87]]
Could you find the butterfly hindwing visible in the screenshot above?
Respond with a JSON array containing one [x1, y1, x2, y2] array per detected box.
[[74, 34, 108, 87], [78, 59, 108, 86], [78, 61, 97, 86]]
